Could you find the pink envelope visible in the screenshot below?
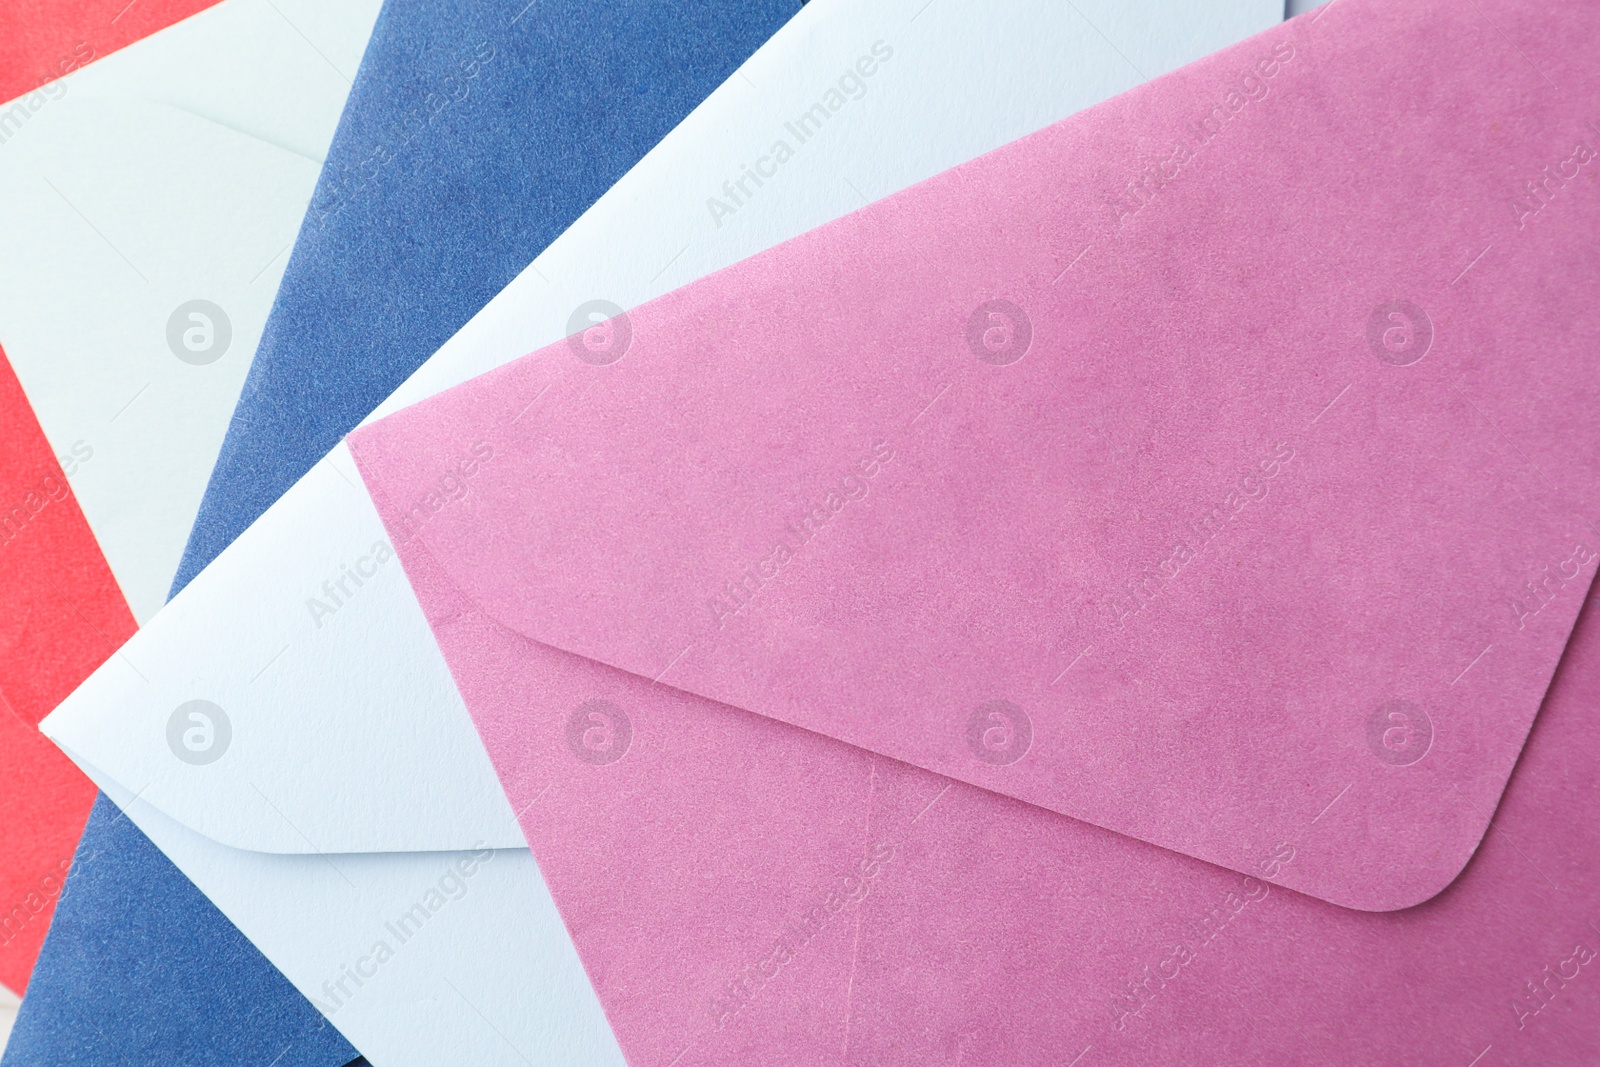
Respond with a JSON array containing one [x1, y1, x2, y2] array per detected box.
[[304, 525, 1600, 1066], [349, 0, 1600, 1061]]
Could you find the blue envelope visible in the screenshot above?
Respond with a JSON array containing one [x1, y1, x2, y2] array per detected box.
[[7, 0, 801, 1063]]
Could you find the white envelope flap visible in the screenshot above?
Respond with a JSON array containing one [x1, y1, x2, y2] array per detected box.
[[43, 443, 527, 855]]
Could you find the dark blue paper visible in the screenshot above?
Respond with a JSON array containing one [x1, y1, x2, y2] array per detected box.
[[8, 1, 799, 1063]]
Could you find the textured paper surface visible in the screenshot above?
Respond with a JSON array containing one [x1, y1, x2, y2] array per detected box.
[[42, 0, 1283, 862], [37, 15, 1288, 1059], [353, 0, 1600, 914], [0, 0, 381, 621], [0, 990, 15, 1054], [367, 488, 1600, 1066], [0, 797, 356, 1067], [0, 0, 237, 999], [1, 0, 369, 1059], [0, 0, 218, 104], [35, 0, 1280, 1060], [0, 350, 129, 996], [28, 1, 841, 1065], [173, 0, 806, 593]]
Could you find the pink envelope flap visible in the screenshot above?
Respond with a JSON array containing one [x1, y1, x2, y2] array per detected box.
[[349, 0, 1600, 911], [352, 496, 1600, 1066]]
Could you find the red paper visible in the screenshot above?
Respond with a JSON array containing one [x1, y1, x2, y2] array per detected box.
[[0, 0, 221, 105], [0, 0, 218, 995], [0, 346, 135, 994]]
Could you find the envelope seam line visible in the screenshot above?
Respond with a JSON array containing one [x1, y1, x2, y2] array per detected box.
[[248, 783, 359, 890]]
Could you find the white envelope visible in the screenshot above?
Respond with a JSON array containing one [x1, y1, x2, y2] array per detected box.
[[0, 0, 382, 622], [43, 1, 1284, 1064]]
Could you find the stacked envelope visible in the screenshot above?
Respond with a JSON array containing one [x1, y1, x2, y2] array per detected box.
[[1, 0, 1597, 1063]]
